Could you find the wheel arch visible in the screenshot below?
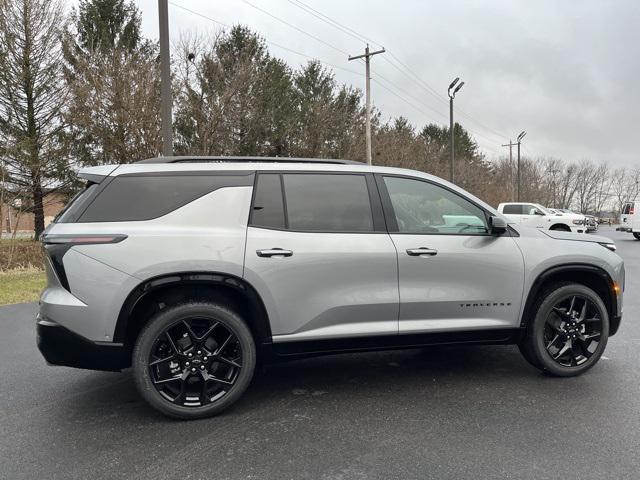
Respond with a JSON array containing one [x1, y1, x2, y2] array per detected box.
[[520, 263, 620, 335], [549, 223, 571, 231], [114, 272, 273, 354]]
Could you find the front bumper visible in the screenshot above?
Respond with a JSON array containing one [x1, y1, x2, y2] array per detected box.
[[36, 316, 128, 371]]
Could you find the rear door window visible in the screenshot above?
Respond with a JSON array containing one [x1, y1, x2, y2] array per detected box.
[[282, 174, 374, 232], [502, 204, 523, 215], [251, 174, 286, 229]]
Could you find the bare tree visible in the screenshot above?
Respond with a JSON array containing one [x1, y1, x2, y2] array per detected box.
[[0, 0, 69, 238], [610, 167, 627, 215]]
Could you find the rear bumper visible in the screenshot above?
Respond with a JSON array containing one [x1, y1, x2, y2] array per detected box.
[[36, 315, 128, 371]]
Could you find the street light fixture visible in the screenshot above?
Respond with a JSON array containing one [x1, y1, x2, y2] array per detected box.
[[448, 77, 464, 183], [516, 131, 526, 201]]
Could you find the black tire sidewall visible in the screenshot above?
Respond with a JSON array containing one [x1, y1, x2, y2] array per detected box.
[[530, 284, 609, 376], [132, 302, 256, 420]]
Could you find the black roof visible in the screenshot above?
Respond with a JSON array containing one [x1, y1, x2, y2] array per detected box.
[[136, 156, 363, 165]]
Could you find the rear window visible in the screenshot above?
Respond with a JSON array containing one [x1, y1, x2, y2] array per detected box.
[[502, 204, 523, 215], [55, 182, 100, 223], [76, 173, 253, 223], [282, 174, 373, 232], [623, 203, 632, 214]]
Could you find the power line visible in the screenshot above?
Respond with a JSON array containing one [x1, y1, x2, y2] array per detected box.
[[240, 0, 351, 57], [167, 2, 363, 76], [285, 0, 383, 49]]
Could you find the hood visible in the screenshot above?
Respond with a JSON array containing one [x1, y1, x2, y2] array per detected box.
[[541, 230, 613, 244]]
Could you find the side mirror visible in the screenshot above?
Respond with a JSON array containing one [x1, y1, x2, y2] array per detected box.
[[489, 216, 508, 235]]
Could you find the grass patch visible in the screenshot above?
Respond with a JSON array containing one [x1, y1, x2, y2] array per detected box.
[[0, 268, 46, 305]]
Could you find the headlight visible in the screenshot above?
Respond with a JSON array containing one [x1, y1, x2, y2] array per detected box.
[[572, 219, 584, 225], [599, 242, 616, 252]]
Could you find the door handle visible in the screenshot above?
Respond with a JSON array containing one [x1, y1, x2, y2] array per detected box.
[[406, 247, 438, 257], [256, 248, 293, 258]]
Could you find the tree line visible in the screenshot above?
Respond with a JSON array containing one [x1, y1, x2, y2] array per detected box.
[[0, 0, 632, 237]]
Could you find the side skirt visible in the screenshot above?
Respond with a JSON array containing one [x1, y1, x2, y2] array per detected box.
[[267, 328, 525, 359]]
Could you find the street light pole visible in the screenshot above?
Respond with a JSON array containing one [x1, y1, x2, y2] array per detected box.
[[448, 77, 464, 183], [158, 0, 173, 156], [516, 130, 526, 201]]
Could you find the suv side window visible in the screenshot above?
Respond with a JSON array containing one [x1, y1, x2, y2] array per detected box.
[[383, 176, 488, 235], [78, 174, 253, 223], [282, 173, 374, 232], [502, 204, 523, 215], [251, 174, 286, 229]]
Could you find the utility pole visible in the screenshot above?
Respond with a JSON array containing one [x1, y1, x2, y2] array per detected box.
[[501, 139, 517, 201], [447, 78, 464, 183], [158, 0, 173, 156], [349, 45, 385, 165], [516, 131, 526, 201]]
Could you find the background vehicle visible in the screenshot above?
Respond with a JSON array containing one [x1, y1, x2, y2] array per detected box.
[[618, 201, 640, 239], [585, 215, 598, 233], [37, 157, 624, 419], [497, 202, 586, 233]]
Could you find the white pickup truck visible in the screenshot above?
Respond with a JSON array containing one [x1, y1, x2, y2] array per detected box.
[[497, 202, 586, 233], [619, 200, 640, 239]]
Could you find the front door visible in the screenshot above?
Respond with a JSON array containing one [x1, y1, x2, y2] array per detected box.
[[377, 174, 525, 334], [244, 172, 399, 342]]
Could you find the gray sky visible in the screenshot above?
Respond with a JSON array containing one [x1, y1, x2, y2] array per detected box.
[[137, 0, 640, 167]]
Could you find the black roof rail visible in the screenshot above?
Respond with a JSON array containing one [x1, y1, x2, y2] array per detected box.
[[136, 156, 364, 165]]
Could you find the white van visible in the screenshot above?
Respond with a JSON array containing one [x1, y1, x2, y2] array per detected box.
[[619, 201, 640, 239]]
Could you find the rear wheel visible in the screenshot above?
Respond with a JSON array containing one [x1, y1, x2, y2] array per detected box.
[[549, 224, 571, 232], [133, 302, 256, 419], [520, 283, 609, 376], [633, 232, 640, 240]]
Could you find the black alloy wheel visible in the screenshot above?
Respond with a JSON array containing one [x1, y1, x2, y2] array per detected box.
[[519, 282, 609, 376], [148, 317, 243, 407], [543, 294, 603, 367], [133, 302, 256, 419]]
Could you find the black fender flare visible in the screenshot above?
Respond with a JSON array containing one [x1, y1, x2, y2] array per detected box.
[[113, 271, 272, 345], [520, 263, 619, 334]]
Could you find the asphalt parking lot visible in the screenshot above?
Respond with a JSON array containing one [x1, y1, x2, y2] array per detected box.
[[1, 226, 639, 480]]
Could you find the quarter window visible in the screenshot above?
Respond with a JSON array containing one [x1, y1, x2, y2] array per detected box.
[[383, 176, 488, 235], [282, 174, 374, 232], [78, 174, 252, 222]]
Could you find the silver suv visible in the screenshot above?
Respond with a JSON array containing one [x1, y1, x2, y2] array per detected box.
[[37, 157, 624, 419]]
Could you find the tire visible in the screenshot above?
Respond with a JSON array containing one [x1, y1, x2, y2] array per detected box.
[[549, 224, 571, 232], [633, 232, 640, 240], [133, 302, 256, 419], [520, 282, 609, 377]]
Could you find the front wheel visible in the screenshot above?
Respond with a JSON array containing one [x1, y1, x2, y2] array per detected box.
[[132, 302, 256, 419], [633, 232, 640, 240], [519, 283, 609, 376]]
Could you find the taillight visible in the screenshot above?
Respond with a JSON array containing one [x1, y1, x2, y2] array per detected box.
[[41, 234, 127, 245]]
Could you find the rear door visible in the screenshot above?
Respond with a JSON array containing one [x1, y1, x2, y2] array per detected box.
[[244, 172, 399, 342], [377, 174, 525, 334]]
